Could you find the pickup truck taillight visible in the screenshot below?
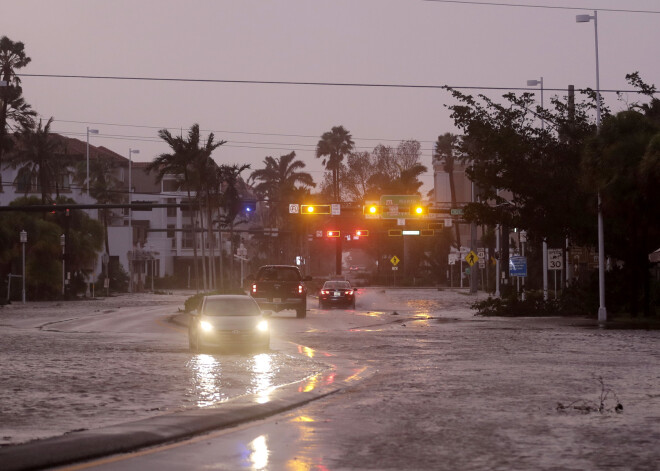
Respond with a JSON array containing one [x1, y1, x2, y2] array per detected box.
[[298, 284, 304, 294], [252, 283, 257, 294]]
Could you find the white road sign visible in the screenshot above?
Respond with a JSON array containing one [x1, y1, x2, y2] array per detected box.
[[289, 204, 299, 214], [548, 249, 563, 270]]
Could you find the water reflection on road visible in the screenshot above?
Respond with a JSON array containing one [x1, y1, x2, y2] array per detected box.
[[186, 350, 324, 408], [187, 354, 225, 407]]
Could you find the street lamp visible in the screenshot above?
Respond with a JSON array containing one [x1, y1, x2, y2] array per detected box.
[[86, 127, 99, 196], [20, 230, 27, 304], [577, 10, 606, 323], [60, 234, 66, 296], [526, 77, 549, 301], [128, 148, 140, 293]]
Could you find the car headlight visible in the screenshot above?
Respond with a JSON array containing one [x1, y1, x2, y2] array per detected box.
[[256, 320, 269, 332], [200, 320, 214, 332]]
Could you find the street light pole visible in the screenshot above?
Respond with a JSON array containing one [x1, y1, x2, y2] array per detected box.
[[20, 230, 27, 303], [526, 77, 549, 301], [128, 148, 139, 293], [577, 11, 606, 322], [86, 127, 99, 196]]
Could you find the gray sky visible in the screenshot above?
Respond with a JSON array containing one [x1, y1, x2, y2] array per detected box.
[[2, 0, 659, 195]]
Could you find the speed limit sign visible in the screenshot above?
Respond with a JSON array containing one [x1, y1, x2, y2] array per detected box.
[[548, 249, 563, 270]]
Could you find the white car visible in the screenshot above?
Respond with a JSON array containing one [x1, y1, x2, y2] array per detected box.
[[188, 295, 270, 352]]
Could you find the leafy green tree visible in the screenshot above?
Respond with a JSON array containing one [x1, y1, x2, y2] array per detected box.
[[340, 151, 374, 201], [583, 108, 660, 316], [316, 125, 354, 202], [0, 196, 103, 299], [6, 117, 68, 203], [445, 87, 596, 249], [365, 141, 428, 197], [0, 36, 34, 178]]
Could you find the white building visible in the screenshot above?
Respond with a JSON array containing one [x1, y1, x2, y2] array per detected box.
[[1, 134, 253, 292]]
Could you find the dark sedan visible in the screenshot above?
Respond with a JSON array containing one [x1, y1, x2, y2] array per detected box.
[[318, 280, 356, 309]]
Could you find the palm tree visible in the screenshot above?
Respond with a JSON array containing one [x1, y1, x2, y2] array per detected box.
[[7, 117, 63, 204], [316, 126, 354, 202], [435, 133, 462, 249], [0, 36, 33, 178], [147, 124, 226, 292], [250, 151, 315, 226]]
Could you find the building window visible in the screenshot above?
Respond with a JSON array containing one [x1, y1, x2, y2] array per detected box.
[[167, 198, 176, 217], [182, 224, 193, 249], [163, 179, 181, 192]]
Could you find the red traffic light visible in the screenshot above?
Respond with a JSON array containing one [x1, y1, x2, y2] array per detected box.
[[326, 230, 340, 238]]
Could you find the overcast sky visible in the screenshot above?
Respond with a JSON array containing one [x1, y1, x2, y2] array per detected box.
[[2, 0, 659, 195]]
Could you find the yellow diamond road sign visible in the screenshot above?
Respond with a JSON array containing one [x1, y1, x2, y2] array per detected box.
[[465, 250, 479, 267], [390, 255, 400, 266]]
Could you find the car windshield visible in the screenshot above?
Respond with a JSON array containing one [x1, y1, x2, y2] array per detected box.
[[203, 298, 261, 316], [323, 281, 351, 289], [256, 267, 301, 282]]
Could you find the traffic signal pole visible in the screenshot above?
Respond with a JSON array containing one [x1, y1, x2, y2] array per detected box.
[[335, 233, 342, 276]]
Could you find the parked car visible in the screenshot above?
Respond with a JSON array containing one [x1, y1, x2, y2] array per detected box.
[[249, 265, 310, 318], [318, 280, 356, 309], [188, 295, 270, 352]]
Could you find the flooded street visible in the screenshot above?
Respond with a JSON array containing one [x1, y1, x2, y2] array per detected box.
[[0, 293, 328, 446], [1, 288, 659, 470]]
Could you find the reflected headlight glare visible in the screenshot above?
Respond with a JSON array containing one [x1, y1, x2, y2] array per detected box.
[[200, 320, 213, 332], [256, 320, 269, 332]]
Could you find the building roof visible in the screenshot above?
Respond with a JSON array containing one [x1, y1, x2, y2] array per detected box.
[[51, 135, 128, 164]]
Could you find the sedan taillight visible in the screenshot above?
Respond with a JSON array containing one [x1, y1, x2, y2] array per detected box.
[[252, 283, 257, 294], [298, 284, 304, 294]]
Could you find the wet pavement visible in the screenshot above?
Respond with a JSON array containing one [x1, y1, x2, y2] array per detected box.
[[0, 292, 329, 446], [1, 289, 659, 470]]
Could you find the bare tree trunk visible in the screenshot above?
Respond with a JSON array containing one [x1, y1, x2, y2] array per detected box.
[[229, 223, 235, 288], [206, 197, 215, 291], [186, 190, 199, 293], [200, 213, 208, 292]]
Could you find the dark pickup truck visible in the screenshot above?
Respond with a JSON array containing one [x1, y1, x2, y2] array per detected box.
[[249, 265, 310, 318]]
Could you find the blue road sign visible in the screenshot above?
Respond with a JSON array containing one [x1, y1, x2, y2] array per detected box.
[[509, 256, 527, 277]]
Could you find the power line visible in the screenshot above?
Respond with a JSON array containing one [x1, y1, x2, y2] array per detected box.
[[18, 73, 654, 94], [54, 130, 439, 155], [47, 118, 435, 144], [423, 0, 660, 14]]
